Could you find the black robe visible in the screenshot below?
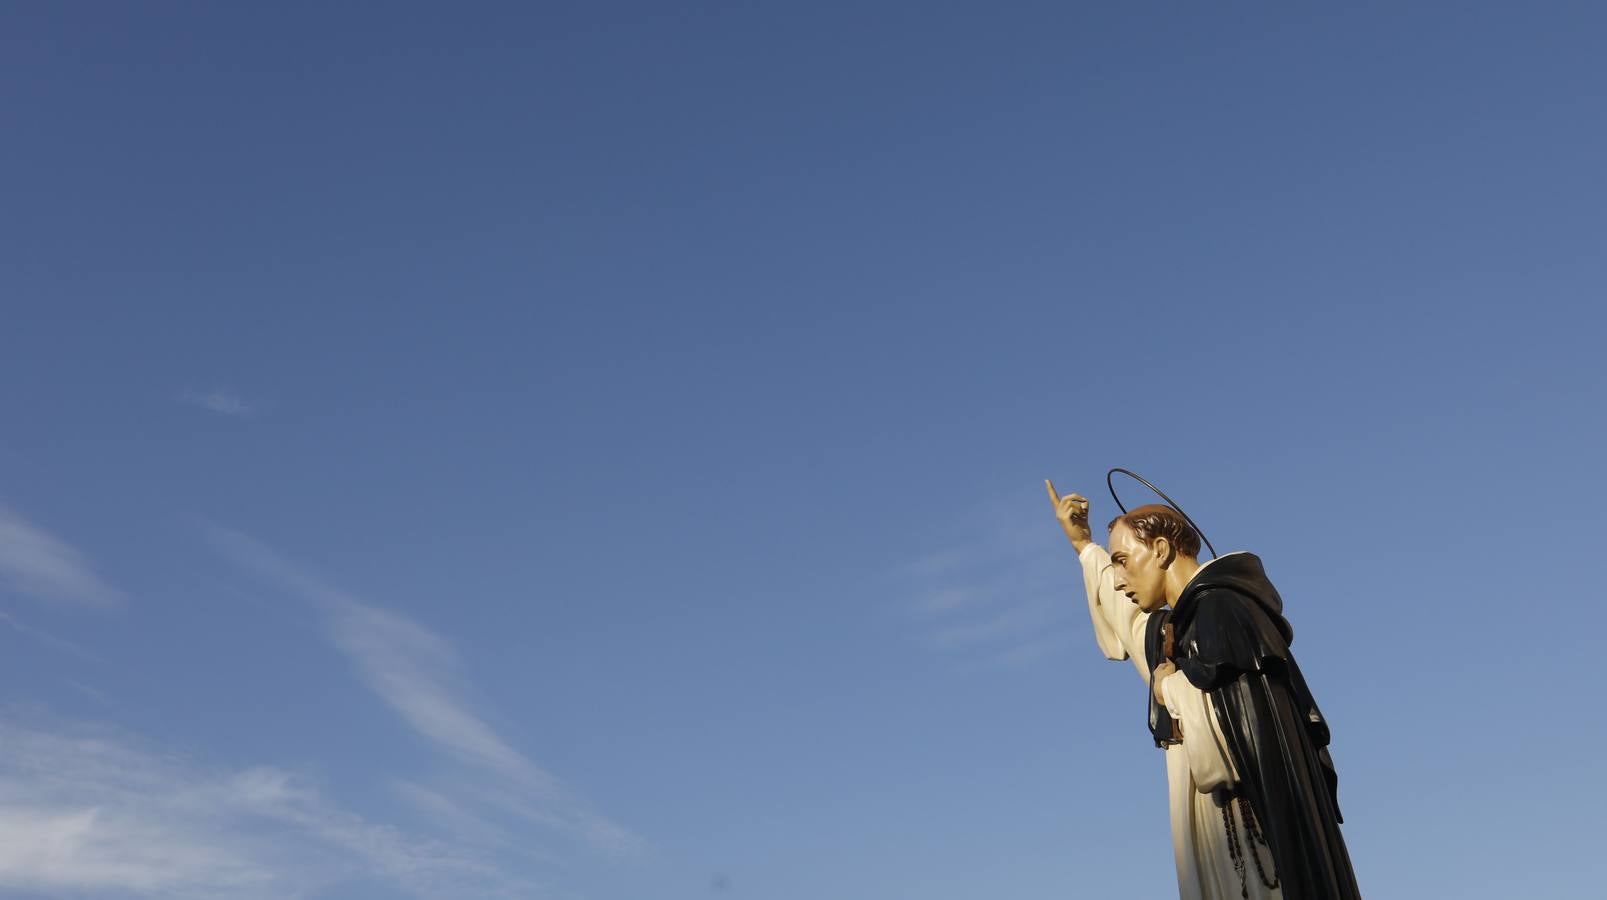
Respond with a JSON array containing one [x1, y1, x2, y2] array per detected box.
[[1170, 552, 1361, 900]]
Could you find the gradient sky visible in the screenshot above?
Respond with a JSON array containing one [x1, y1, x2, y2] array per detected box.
[[3, 3, 1605, 898]]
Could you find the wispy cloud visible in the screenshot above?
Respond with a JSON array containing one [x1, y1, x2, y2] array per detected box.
[[326, 602, 556, 792], [0, 714, 524, 899], [899, 489, 1081, 667], [207, 527, 639, 855], [0, 507, 124, 609], [985, 632, 1078, 668], [922, 595, 1070, 652], [390, 780, 511, 848], [0, 610, 100, 660], [66, 680, 112, 706], [181, 388, 251, 417]]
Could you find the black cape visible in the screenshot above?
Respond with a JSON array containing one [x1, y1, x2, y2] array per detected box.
[[1170, 552, 1361, 900]]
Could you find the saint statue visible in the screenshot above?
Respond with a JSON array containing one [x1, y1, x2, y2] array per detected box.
[[1048, 481, 1360, 899]]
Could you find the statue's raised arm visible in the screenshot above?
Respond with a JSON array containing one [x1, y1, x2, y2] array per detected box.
[[1047, 479, 1147, 674]]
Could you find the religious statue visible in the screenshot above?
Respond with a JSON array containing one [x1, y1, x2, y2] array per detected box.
[[1047, 476, 1360, 899]]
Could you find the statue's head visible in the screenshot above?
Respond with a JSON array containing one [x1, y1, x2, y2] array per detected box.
[[1107, 504, 1201, 612]]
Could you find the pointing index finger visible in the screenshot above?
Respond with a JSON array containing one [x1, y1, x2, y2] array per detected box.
[[1045, 479, 1061, 504]]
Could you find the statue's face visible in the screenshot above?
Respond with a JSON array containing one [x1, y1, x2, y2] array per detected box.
[[1108, 522, 1168, 612]]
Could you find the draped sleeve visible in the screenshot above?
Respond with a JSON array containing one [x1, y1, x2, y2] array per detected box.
[[1078, 543, 1150, 679], [1160, 671, 1240, 793]]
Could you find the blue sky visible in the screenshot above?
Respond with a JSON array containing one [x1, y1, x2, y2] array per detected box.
[[3, 3, 1604, 897]]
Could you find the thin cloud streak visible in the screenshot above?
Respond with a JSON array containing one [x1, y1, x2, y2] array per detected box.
[[390, 780, 511, 849], [899, 488, 1080, 666], [922, 595, 1071, 652], [207, 526, 639, 854], [0, 610, 100, 660], [326, 601, 555, 792], [978, 632, 1077, 669], [0, 508, 124, 609], [181, 388, 251, 417]]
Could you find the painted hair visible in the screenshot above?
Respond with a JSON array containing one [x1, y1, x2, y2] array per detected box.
[[1107, 503, 1202, 558]]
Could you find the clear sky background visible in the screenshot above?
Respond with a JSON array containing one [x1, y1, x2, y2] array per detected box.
[[3, 3, 1604, 898]]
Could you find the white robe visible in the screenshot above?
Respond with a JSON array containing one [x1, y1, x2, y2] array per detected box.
[[1079, 543, 1282, 900]]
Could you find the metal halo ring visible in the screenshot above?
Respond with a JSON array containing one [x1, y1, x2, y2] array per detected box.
[[1105, 468, 1218, 559]]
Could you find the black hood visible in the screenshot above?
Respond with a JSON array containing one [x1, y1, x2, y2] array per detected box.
[[1172, 551, 1292, 643]]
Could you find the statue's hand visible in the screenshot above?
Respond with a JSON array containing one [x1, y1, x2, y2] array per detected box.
[[1152, 660, 1178, 706], [1045, 480, 1092, 550]]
